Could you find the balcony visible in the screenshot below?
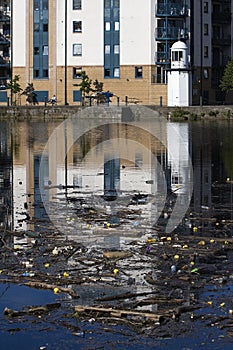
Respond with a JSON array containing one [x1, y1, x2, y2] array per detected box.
[[212, 35, 231, 47], [155, 26, 188, 41], [0, 34, 9, 46], [212, 11, 231, 23], [155, 51, 170, 65], [156, 3, 188, 17]]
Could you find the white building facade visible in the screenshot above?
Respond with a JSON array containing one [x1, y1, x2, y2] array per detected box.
[[3, 0, 232, 105]]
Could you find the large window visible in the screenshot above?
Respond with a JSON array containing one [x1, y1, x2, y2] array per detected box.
[[73, 0, 81, 10]]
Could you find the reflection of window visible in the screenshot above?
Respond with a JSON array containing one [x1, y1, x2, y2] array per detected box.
[[114, 67, 120, 77], [204, 23, 208, 35], [204, 46, 208, 58], [73, 43, 82, 56], [73, 0, 81, 10], [105, 22, 110, 31], [135, 153, 143, 168], [135, 66, 142, 78], [73, 21, 82, 32], [43, 45, 48, 55], [105, 45, 110, 54], [73, 66, 82, 79], [114, 0, 119, 7]]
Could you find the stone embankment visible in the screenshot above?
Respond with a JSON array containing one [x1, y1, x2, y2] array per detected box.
[[0, 104, 233, 121]]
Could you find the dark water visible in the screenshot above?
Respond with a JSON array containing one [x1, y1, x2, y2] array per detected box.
[[0, 107, 233, 349]]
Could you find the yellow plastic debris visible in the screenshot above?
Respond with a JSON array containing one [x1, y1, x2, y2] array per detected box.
[[198, 240, 206, 246], [210, 239, 215, 243], [146, 238, 156, 243], [183, 244, 189, 249], [63, 272, 69, 278], [113, 268, 119, 275], [220, 302, 225, 307], [174, 254, 179, 260], [44, 263, 50, 268], [207, 301, 213, 306], [53, 287, 60, 294], [167, 237, 172, 241], [0, 270, 2, 274], [193, 226, 198, 233]]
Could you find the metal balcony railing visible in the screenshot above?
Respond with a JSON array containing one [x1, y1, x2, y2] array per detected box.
[[155, 26, 188, 41], [156, 3, 188, 17], [155, 51, 170, 65], [212, 35, 231, 46]]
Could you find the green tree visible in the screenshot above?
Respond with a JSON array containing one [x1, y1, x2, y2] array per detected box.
[[73, 71, 93, 105], [7, 74, 22, 105], [93, 79, 105, 104], [219, 59, 233, 93]]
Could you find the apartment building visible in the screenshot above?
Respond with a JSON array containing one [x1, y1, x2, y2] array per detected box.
[[0, 0, 232, 105]]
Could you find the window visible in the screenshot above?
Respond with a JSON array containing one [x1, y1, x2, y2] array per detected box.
[[43, 45, 48, 55], [113, 0, 119, 7], [204, 46, 208, 58], [104, 68, 110, 77], [34, 1, 39, 10], [43, 70, 48, 78], [43, 0, 48, 10], [204, 2, 208, 13], [114, 44, 119, 54], [34, 69, 39, 78], [34, 23, 39, 32], [34, 47, 39, 55], [73, 67, 82, 79], [113, 67, 120, 77], [73, 0, 81, 10], [43, 23, 48, 32], [204, 24, 208, 35], [73, 43, 82, 56], [105, 45, 110, 54], [203, 69, 209, 79], [105, 0, 111, 8], [114, 21, 119, 31], [135, 66, 143, 78], [73, 21, 82, 33], [105, 22, 110, 31]]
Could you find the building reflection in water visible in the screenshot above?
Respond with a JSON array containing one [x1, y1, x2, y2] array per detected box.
[[4, 110, 231, 248], [0, 121, 12, 232]]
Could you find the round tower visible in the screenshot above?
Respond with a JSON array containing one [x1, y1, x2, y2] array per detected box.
[[167, 41, 191, 107]]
